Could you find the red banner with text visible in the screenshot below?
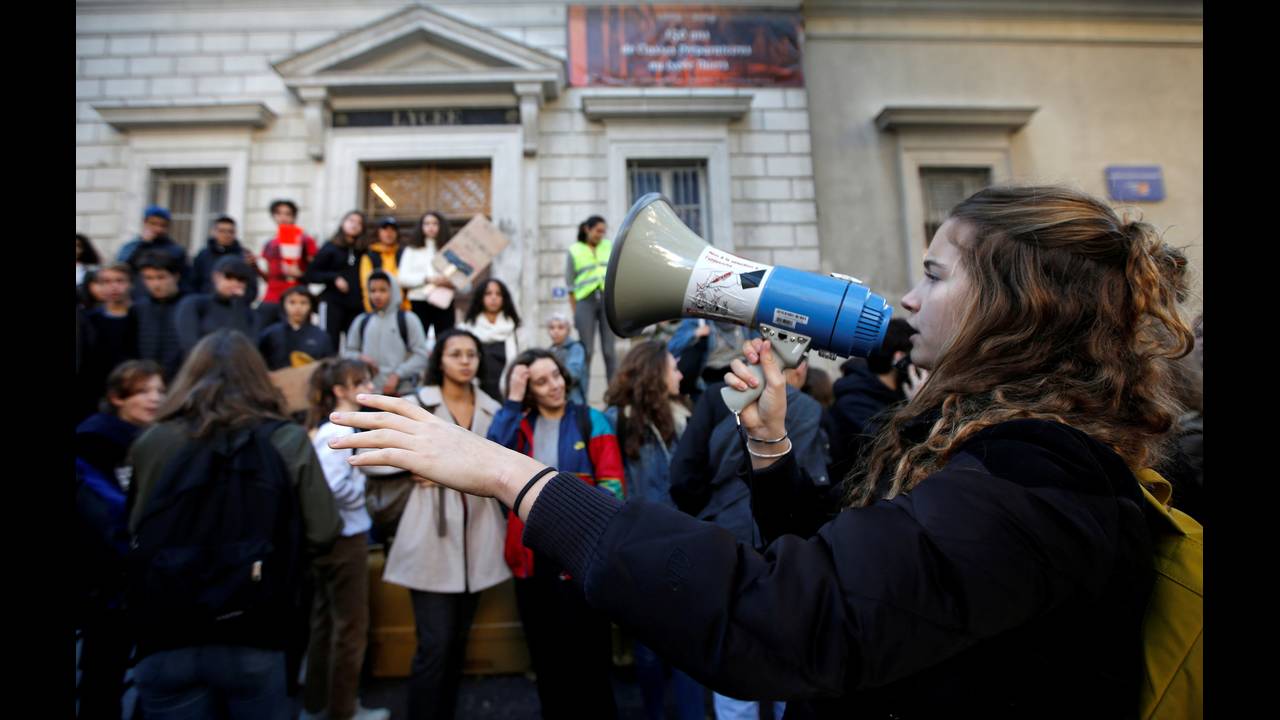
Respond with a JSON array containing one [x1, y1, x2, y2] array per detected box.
[[568, 5, 804, 87]]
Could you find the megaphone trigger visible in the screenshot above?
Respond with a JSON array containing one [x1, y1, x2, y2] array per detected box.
[[719, 323, 811, 414]]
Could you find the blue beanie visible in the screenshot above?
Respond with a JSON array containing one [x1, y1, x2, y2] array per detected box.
[[143, 205, 172, 222]]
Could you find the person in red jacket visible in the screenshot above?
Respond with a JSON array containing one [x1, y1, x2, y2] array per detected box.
[[485, 348, 624, 720], [257, 199, 318, 330]]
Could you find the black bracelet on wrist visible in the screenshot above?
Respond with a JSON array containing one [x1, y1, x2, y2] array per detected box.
[[513, 467, 558, 517]]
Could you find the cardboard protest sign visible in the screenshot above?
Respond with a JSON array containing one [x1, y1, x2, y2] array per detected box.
[[431, 214, 510, 291], [269, 361, 320, 414]]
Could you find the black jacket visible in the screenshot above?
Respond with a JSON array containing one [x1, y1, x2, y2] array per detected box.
[[523, 419, 1155, 719], [76, 412, 143, 614], [192, 237, 257, 297], [303, 240, 365, 312], [118, 235, 194, 297], [257, 321, 335, 371], [79, 308, 139, 427], [173, 292, 256, 354], [824, 363, 904, 484], [134, 291, 185, 379], [668, 381, 735, 515]]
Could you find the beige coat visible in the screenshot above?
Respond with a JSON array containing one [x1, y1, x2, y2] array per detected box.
[[382, 385, 511, 593]]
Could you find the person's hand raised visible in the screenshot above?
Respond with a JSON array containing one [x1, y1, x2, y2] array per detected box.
[[507, 364, 530, 402]]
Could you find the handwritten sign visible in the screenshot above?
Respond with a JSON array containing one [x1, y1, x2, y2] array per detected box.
[[431, 215, 510, 290]]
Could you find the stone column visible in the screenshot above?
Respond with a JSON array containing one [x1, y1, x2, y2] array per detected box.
[[515, 82, 542, 158], [298, 86, 329, 161]]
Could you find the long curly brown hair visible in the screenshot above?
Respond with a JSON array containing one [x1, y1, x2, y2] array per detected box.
[[603, 340, 680, 460], [850, 185, 1194, 507]]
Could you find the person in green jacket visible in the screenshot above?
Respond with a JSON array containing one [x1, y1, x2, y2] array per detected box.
[[127, 329, 341, 718]]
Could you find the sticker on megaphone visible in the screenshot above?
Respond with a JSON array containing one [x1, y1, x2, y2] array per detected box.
[[682, 246, 774, 325]]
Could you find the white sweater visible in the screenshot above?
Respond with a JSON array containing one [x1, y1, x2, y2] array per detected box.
[[397, 245, 439, 302], [311, 422, 373, 537]]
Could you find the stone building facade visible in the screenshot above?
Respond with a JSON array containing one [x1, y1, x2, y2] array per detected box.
[[77, 1, 1203, 397]]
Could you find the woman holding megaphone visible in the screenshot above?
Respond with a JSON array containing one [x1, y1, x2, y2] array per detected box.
[[326, 185, 1193, 718]]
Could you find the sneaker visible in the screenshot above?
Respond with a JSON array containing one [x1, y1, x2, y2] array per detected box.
[[350, 703, 391, 720]]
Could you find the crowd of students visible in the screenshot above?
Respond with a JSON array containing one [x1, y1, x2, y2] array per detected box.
[[77, 204, 727, 719], [75, 189, 1205, 720]]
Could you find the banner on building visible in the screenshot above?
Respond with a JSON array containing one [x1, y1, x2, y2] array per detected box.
[[568, 5, 803, 87]]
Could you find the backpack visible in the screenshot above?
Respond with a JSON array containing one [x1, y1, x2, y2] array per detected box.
[[352, 309, 411, 353], [1135, 468, 1203, 719], [126, 420, 301, 652]]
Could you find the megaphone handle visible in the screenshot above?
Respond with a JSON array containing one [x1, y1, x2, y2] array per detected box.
[[719, 325, 811, 415], [721, 364, 767, 415]]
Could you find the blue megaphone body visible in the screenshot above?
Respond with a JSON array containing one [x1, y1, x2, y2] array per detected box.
[[605, 193, 892, 411]]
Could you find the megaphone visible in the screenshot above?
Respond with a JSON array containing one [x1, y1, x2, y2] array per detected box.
[[605, 193, 892, 412]]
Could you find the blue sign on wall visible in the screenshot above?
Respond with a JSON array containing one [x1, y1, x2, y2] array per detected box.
[[1106, 166, 1165, 202], [552, 286, 567, 299]]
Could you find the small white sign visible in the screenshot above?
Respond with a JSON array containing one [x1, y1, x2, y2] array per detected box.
[[682, 247, 773, 325], [771, 308, 809, 330]]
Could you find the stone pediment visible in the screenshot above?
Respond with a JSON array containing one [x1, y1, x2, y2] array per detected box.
[[273, 4, 564, 101], [273, 5, 564, 160]]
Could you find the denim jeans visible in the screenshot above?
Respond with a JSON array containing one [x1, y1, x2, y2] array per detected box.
[[713, 692, 786, 720], [634, 641, 706, 720], [134, 645, 287, 720]]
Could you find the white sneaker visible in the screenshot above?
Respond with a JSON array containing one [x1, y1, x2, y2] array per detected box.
[[350, 703, 391, 720]]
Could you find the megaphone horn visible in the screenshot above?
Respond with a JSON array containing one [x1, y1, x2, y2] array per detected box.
[[605, 194, 893, 412]]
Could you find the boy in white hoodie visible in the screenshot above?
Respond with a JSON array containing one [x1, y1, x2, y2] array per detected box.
[[342, 271, 429, 395]]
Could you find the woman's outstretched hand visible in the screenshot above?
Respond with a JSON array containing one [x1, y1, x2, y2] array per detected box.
[[328, 394, 549, 517]]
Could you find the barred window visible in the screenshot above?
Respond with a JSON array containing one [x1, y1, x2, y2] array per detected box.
[[628, 159, 710, 239], [920, 167, 990, 246], [149, 168, 228, 253]]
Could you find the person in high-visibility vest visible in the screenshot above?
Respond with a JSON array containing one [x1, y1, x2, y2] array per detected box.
[[565, 215, 617, 391]]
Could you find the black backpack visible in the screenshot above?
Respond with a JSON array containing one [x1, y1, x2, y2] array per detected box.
[[126, 420, 301, 653]]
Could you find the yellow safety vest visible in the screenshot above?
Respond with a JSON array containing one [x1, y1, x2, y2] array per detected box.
[[569, 239, 612, 301]]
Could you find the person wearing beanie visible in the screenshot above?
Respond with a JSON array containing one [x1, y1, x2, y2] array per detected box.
[[174, 255, 258, 355], [117, 205, 194, 297], [546, 312, 588, 406]]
